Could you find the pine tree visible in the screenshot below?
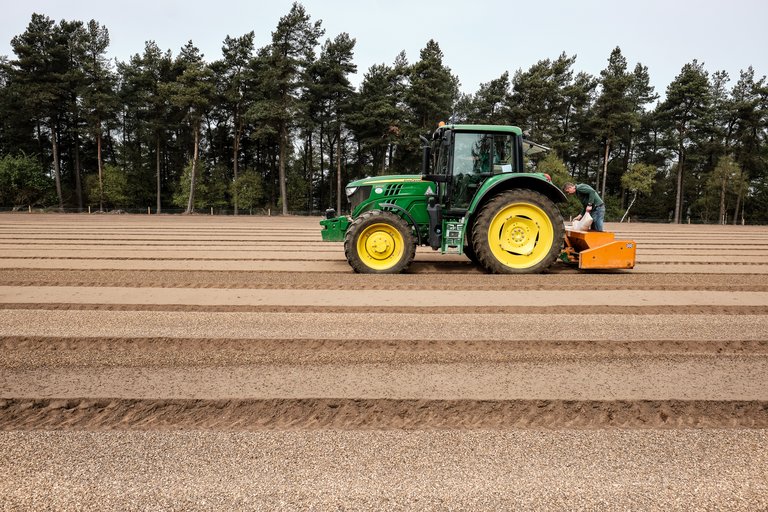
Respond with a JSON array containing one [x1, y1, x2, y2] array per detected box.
[[730, 68, 767, 222], [118, 41, 175, 212], [165, 42, 214, 214], [348, 61, 405, 176], [593, 47, 634, 198], [264, 2, 324, 215], [80, 20, 116, 212], [10, 14, 70, 210], [657, 60, 711, 223], [213, 31, 255, 215], [310, 33, 356, 213], [507, 53, 578, 151], [398, 40, 458, 170], [461, 72, 510, 124]]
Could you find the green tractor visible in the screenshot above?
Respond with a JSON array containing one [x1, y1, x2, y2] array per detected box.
[[320, 123, 567, 274]]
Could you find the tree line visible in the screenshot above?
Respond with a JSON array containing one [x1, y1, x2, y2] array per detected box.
[[0, 3, 766, 223]]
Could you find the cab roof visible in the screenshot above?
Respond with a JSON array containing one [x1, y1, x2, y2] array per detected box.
[[443, 124, 523, 136]]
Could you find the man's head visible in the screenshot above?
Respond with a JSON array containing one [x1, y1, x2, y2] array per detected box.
[[563, 183, 576, 195]]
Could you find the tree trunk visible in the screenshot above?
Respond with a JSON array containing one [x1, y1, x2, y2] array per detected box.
[[621, 137, 632, 209], [620, 191, 638, 223], [106, 129, 117, 166], [319, 123, 325, 209], [186, 125, 200, 214], [97, 131, 104, 212], [733, 185, 743, 225], [674, 148, 684, 224], [336, 126, 342, 214], [328, 142, 334, 208], [279, 122, 288, 215], [233, 122, 241, 216], [156, 135, 161, 214], [307, 132, 313, 212], [205, 117, 217, 167], [74, 132, 83, 212], [51, 126, 64, 212], [719, 177, 727, 225], [601, 138, 610, 199]]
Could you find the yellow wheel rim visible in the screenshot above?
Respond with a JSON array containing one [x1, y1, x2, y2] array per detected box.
[[487, 203, 554, 269], [357, 222, 405, 270]]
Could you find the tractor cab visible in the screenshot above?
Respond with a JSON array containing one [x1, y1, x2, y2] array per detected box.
[[423, 124, 525, 213]]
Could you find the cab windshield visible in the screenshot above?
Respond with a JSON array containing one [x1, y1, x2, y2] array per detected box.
[[450, 132, 515, 208]]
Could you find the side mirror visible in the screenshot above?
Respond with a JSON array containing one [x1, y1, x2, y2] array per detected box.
[[421, 145, 431, 175]]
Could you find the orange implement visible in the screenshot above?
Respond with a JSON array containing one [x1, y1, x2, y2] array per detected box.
[[562, 229, 636, 270]]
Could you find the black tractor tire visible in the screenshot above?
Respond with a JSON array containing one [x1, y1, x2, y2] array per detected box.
[[344, 210, 417, 274], [463, 223, 480, 265], [471, 189, 564, 274]]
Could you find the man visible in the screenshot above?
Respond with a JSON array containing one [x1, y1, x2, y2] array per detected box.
[[563, 182, 605, 232]]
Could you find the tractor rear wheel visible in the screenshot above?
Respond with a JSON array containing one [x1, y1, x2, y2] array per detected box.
[[463, 224, 480, 265], [344, 210, 416, 273], [471, 189, 564, 274]]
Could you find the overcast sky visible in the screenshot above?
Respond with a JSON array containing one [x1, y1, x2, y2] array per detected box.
[[2, 0, 766, 101]]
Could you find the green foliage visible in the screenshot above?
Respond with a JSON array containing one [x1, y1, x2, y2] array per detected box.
[[507, 53, 579, 149], [603, 194, 625, 222], [622, 163, 656, 195], [203, 164, 231, 209], [0, 153, 53, 206], [620, 163, 657, 221], [700, 155, 746, 222], [535, 153, 570, 188], [84, 164, 129, 209], [232, 170, 264, 213], [532, 153, 583, 217], [406, 40, 459, 130], [347, 58, 407, 176], [172, 161, 209, 210], [656, 60, 712, 222]]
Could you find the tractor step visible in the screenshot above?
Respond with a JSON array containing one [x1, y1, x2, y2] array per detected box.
[[562, 229, 636, 270]]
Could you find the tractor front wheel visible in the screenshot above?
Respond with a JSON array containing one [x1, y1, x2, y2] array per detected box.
[[344, 210, 416, 273], [472, 189, 564, 274]]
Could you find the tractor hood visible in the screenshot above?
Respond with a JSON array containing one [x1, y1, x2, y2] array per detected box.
[[344, 174, 435, 217], [346, 175, 428, 187]]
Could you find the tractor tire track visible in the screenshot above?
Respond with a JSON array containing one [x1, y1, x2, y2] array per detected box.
[[2, 398, 766, 431], [2, 269, 768, 291], [3, 302, 768, 315]]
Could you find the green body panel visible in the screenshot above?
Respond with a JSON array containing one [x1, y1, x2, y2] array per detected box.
[[320, 215, 350, 242], [348, 175, 435, 225], [468, 173, 567, 216]]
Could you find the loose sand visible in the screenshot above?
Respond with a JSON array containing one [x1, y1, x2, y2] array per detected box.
[[1, 214, 767, 510]]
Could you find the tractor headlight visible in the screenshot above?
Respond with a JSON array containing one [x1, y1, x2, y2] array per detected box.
[[346, 185, 372, 212]]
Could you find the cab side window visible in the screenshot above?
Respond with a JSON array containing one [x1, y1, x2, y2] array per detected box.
[[493, 135, 514, 173], [451, 133, 489, 208]]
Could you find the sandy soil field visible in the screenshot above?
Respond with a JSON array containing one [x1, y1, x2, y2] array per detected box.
[[1, 213, 767, 510]]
